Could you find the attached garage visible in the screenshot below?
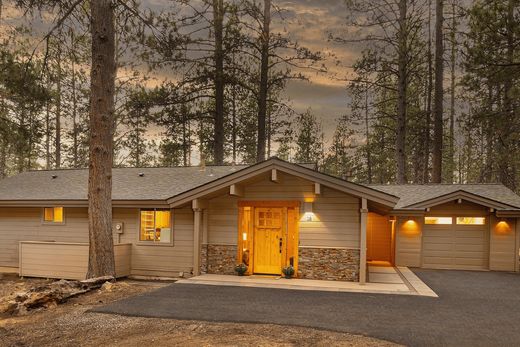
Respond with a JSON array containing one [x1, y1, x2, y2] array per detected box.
[[422, 216, 489, 270], [371, 184, 520, 272]]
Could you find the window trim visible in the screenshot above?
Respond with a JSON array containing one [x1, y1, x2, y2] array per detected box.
[[42, 207, 66, 225], [137, 208, 174, 246]]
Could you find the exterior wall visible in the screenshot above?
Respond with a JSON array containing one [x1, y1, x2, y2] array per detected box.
[[205, 173, 361, 280], [489, 216, 516, 271], [395, 217, 423, 267], [203, 244, 237, 275], [0, 207, 91, 269], [116, 207, 194, 278], [298, 247, 359, 281], [19, 241, 131, 280], [395, 201, 519, 272], [0, 207, 194, 278]]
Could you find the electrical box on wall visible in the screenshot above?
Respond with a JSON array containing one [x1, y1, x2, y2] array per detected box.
[[113, 222, 124, 234]]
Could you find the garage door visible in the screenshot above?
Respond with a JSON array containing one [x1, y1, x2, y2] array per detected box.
[[422, 218, 489, 270]]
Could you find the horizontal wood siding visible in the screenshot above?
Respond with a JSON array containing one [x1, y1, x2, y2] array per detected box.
[[117, 208, 194, 277], [114, 243, 132, 276], [395, 217, 422, 267], [0, 207, 90, 268], [207, 174, 360, 249], [19, 242, 131, 280], [489, 216, 516, 271]]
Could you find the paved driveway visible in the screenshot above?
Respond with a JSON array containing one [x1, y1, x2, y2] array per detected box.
[[94, 269, 520, 346]]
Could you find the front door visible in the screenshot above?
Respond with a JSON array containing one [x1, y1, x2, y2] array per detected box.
[[253, 207, 283, 274]]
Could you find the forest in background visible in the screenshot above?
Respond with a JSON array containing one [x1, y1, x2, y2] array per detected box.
[[0, 0, 519, 190]]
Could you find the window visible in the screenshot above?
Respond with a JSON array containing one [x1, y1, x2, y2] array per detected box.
[[456, 217, 485, 225], [140, 209, 172, 243], [424, 216, 452, 225], [43, 207, 64, 223]]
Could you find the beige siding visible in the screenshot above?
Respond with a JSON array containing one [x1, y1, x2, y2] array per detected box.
[[395, 217, 422, 267], [1, 207, 193, 278], [207, 174, 360, 249], [489, 216, 516, 271], [19, 241, 131, 280], [114, 243, 132, 276], [117, 208, 194, 277], [0, 207, 90, 268]]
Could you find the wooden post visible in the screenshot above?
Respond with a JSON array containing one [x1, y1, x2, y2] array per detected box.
[[359, 198, 368, 284], [193, 208, 203, 276]]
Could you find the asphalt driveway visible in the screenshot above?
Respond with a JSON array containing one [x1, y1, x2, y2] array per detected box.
[[93, 269, 520, 346]]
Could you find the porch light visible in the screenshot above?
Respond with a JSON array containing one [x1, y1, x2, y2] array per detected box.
[[302, 202, 314, 221], [242, 232, 247, 241]]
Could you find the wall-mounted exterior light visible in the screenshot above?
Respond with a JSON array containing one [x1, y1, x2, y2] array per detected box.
[[302, 201, 314, 221]]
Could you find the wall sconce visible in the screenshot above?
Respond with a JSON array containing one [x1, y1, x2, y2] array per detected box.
[[242, 232, 247, 241], [302, 202, 314, 221]]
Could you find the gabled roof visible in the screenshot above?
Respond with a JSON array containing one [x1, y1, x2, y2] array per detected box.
[[0, 166, 247, 202], [0, 158, 398, 208], [166, 158, 399, 208], [368, 184, 520, 211]]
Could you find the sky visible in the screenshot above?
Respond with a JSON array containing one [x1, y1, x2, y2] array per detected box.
[[1, 0, 358, 141]]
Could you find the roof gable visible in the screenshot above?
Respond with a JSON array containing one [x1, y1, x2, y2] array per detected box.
[[369, 184, 520, 211], [166, 158, 399, 208]]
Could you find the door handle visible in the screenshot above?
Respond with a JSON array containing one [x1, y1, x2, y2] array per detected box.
[[279, 238, 283, 253]]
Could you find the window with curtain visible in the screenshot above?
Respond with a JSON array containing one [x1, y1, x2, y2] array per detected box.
[[140, 209, 172, 243], [43, 207, 64, 223]]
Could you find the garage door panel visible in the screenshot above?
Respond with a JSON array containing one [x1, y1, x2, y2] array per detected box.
[[422, 220, 488, 270]]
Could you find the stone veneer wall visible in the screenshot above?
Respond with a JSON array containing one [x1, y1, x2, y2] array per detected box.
[[202, 244, 237, 275], [298, 247, 360, 281]]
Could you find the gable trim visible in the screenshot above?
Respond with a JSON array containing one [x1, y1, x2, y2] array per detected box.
[[403, 190, 518, 210], [166, 158, 399, 208]]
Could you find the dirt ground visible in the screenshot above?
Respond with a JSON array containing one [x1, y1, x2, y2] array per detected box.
[[0, 274, 398, 347]]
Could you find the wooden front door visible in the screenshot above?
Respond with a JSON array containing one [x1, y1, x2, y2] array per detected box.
[[253, 207, 284, 274]]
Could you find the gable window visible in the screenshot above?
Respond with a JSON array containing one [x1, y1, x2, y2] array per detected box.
[[456, 217, 485, 225], [43, 207, 64, 223], [140, 209, 172, 243], [424, 217, 452, 225]]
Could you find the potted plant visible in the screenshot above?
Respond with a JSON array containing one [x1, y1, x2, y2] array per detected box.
[[235, 263, 248, 276], [282, 265, 295, 279]]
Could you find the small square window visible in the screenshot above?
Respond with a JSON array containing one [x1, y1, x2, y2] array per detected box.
[[140, 209, 172, 243], [43, 207, 64, 223], [456, 217, 485, 225], [424, 217, 452, 225]]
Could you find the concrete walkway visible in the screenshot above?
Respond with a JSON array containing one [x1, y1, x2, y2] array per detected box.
[[176, 265, 437, 297]]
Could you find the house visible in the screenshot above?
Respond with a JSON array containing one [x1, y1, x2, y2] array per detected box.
[[0, 158, 519, 282]]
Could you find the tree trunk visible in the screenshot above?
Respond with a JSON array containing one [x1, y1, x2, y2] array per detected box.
[[45, 77, 51, 170], [396, 0, 408, 184], [256, 0, 271, 162], [432, 0, 444, 183], [55, 49, 62, 169], [71, 30, 79, 168], [447, 1, 456, 184], [87, 0, 116, 279], [365, 88, 372, 184], [213, 0, 225, 165], [423, 0, 433, 183]]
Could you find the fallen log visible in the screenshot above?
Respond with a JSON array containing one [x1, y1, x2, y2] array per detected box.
[[0, 276, 115, 316]]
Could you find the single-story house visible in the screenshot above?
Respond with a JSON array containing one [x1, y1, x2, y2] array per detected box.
[[0, 157, 519, 282]]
